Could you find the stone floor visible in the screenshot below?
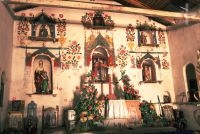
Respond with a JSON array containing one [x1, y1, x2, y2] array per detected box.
[[44, 127, 197, 134], [42, 127, 67, 134]]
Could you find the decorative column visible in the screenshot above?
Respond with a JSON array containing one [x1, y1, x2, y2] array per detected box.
[[107, 67, 116, 100]]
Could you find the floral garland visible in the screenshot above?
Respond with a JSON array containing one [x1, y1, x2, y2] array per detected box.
[[120, 70, 141, 100]]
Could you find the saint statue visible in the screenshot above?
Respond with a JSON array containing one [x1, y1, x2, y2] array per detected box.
[[34, 60, 49, 93], [143, 66, 151, 81], [92, 58, 108, 82], [39, 25, 48, 37]]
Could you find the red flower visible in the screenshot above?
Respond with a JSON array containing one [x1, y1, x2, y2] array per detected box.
[[88, 106, 92, 110]]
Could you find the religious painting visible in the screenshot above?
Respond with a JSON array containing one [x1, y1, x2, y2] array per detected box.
[[33, 56, 52, 94], [138, 30, 157, 46]]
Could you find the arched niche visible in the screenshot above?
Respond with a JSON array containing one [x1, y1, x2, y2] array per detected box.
[[26, 47, 58, 94], [33, 55, 53, 94], [85, 33, 115, 83], [28, 10, 57, 42], [91, 47, 109, 82], [186, 63, 198, 102], [138, 53, 161, 83]]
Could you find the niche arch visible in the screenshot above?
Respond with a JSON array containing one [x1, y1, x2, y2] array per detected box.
[[26, 47, 58, 94], [32, 55, 53, 94], [85, 33, 115, 82], [91, 46, 109, 82], [185, 63, 198, 102], [139, 53, 159, 82], [0, 71, 6, 106]]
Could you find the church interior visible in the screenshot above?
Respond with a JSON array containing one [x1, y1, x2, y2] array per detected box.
[[0, 0, 200, 133]]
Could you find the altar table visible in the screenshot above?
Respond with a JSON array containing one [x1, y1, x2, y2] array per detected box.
[[106, 100, 129, 119]]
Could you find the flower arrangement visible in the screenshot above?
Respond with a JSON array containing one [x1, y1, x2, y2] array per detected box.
[[74, 84, 104, 131], [121, 70, 141, 100]]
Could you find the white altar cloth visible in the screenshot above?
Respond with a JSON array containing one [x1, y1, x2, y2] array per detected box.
[[106, 100, 128, 119]]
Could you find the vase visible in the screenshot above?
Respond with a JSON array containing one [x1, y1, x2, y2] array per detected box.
[[128, 42, 134, 51], [125, 100, 142, 124]]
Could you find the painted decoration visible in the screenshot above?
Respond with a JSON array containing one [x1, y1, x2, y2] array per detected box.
[[17, 13, 30, 45], [130, 55, 136, 68], [25, 47, 59, 67], [126, 24, 135, 42], [56, 14, 67, 46], [28, 10, 58, 42], [81, 10, 114, 29], [126, 24, 135, 51], [81, 12, 93, 27], [155, 56, 161, 69], [117, 45, 129, 69], [85, 32, 115, 67], [61, 41, 81, 69], [158, 29, 166, 44], [136, 56, 142, 68], [136, 20, 157, 31], [162, 58, 170, 69]]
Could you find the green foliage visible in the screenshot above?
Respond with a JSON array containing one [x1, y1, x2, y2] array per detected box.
[[74, 84, 105, 132], [120, 70, 141, 100], [139, 100, 168, 127]]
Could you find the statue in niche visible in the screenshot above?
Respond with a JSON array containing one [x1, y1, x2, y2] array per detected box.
[[34, 60, 49, 93], [39, 25, 48, 37], [92, 58, 108, 82], [142, 66, 152, 81]]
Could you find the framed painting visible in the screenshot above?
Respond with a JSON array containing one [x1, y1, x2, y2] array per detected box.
[[138, 30, 157, 47], [9, 100, 25, 112]]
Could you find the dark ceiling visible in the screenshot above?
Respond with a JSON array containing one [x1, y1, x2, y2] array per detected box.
[[4, 0, 200, 26], [114, 0, 200, 26]]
